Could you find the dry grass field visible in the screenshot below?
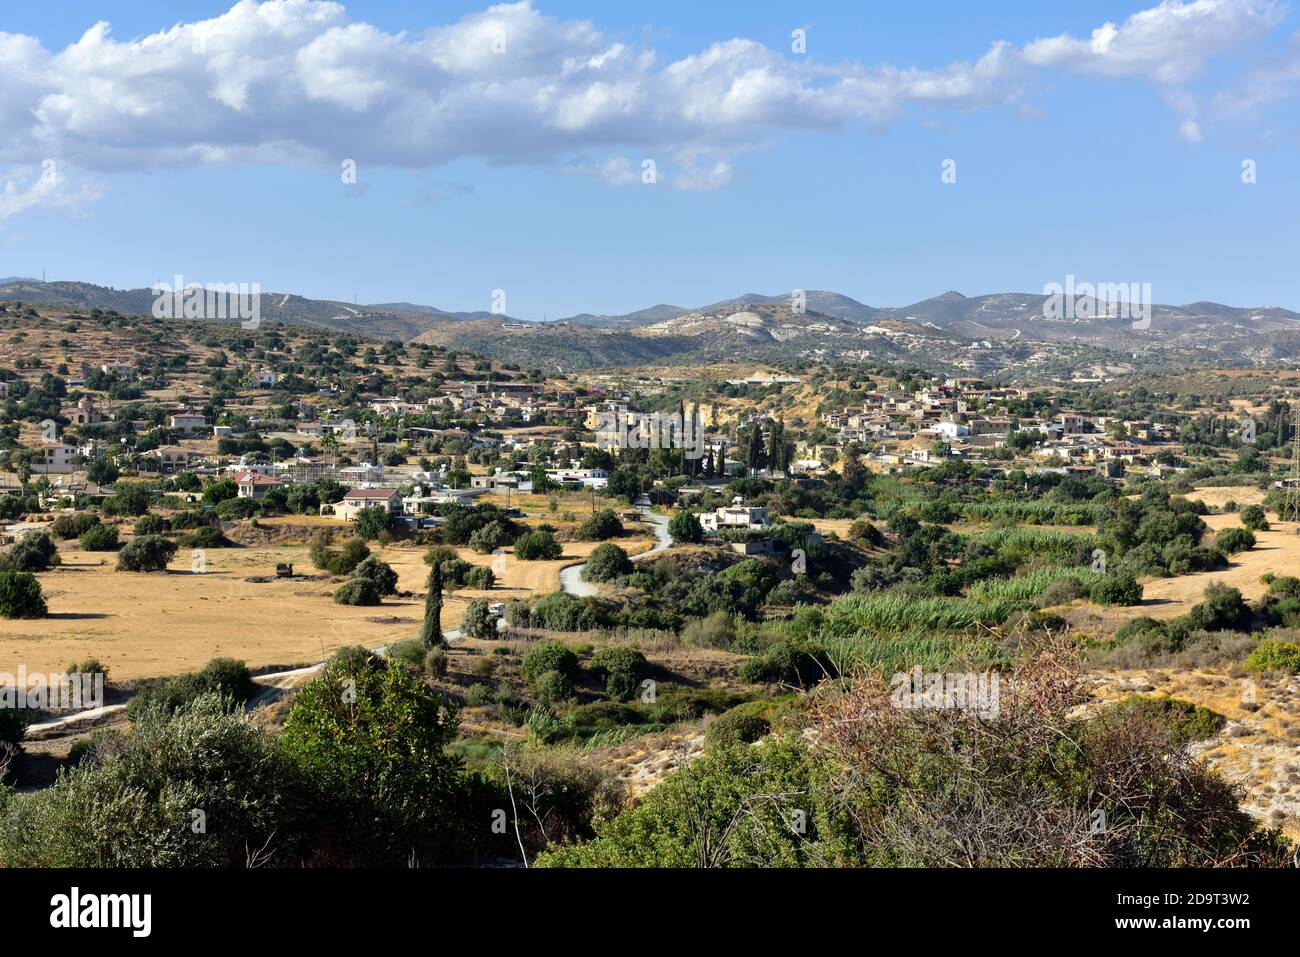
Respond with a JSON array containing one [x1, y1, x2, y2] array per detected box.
[[1184, 485, 1268, 509], [0, 528, 653, 683], [1107, 512, 1300, 623]]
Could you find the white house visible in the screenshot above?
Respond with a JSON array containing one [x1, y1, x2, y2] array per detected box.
[[551, 468, 609, 489], [699, 497, 771, 533], [170, 412, 208, 435], [927, 420, 970, 441], [235, 472, 283, 500], [32, 441, 77, 475], [333, 487, 402, 523]]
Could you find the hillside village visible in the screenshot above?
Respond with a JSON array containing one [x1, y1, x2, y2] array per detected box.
[[0, 298, 1298, 870]]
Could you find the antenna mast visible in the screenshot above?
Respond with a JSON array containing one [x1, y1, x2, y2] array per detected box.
[[1287, 399, 1300, 524]]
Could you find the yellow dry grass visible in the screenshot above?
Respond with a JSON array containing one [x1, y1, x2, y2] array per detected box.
[[1110, 513, 1300, 622], [0, 532, 652, 682], [1091, 669, 1300, 840], [1188, 485, 1268, 509]]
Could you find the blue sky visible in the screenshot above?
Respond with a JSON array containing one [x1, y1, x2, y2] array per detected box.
[[1, 0, 1297, 319]]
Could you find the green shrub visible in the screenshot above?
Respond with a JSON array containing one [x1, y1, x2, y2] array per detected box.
[[515, 530, 562, 561], [334, 577, 381, 606], [352, 556, 398, 596], [67, 658, 110, 684], [1089, 573, 1143, 607], [0, 705, 29, 752], [385, 638, 427, 670], [1245, 639, 1300, 674], [739, 658, 767, 683], [179, 525, 232, 549], [1240, 505, 1269, 532], [532, 669, 573, 706], [116, 535, 177, 572], [1267, 576, 1300, 598], [463, 565, 496, 590], [0, 570, 46, 619], [1214, 526, 1256, 555], [1185, 583, 1251, 633], [1, 532, 60, 572], [0, 694, 296, 866], [568, 700, 643, 728], [575, 509, 623, 542], [215, 497, 258, 520], [667, 511, 704, 544], [463, 683, 492, 707], [1115, 616, 1166, 644], [1111, 696, 1225, 742], [197, 657, 257, 702], [424, 648, 448, 677], [681, 610, 736, 649], [76, 523, 119, 552], [590, 647, 648, 702], [468, 520, 511, 554], [133, 514, 166, 536], [352, 506, 392, 541], [279, 657, 462, 866], [746, 641, 834, 687], [127, 657, 257, 721], [52, 512, 100, 540], [705, 707, 771, 750], [582, 543, 632, 582], [521, 640, 580, 683], [310, 532, 370, 576], [460, 598, 497, 640]]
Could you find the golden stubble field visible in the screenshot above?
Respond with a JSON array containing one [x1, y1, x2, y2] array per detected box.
[[1107, 511, 1300, 623], [0, 528, 653, 682]]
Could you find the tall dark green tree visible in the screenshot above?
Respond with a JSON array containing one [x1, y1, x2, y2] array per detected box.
[[841, 441, 865, 491], [744, 421, 767, 475], [419, 562, 444, 649], [767, 418, 794, 474]]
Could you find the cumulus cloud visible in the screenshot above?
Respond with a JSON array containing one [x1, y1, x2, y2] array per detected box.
[[1022, 0, 1284, 83], [0, 0, 1016, 189], [0, 0, 1287, 209]]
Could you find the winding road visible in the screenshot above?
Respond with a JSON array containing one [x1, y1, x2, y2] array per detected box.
[[559, 509, 672, 597]]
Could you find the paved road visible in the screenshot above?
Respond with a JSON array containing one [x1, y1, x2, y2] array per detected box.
[[558, 510, 671, 597]]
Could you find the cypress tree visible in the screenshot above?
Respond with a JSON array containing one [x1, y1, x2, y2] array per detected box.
[[419, 561, 444, 649]]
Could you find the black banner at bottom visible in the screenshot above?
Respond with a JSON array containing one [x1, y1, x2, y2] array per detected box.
[[0, 866, 1288, 943]]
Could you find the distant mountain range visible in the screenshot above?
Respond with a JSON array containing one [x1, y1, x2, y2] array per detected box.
[[4, 279, 1299, 372]]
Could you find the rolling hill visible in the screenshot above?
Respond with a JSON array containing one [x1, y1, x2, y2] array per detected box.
[[5, 278, 1300, 371]]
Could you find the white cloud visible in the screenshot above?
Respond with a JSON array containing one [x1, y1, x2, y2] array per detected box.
[[0, 165, 102, 222], [0, 0, 1286, 205], [1211, 29, 1300, 115], [1022, 0, 1284, 83], [0, 0, 1017, 183]]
